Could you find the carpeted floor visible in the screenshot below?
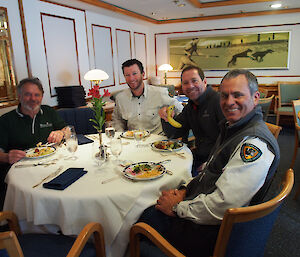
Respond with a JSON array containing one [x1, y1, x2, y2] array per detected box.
[[264, 124, 300, 257]]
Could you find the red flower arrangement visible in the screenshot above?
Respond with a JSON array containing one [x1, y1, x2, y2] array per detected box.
[[88, 85, 110, 131]]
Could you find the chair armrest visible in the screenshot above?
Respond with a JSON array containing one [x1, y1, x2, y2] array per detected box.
[[130, 222, 185, 257], [0, 231, 24, 257], [67, 222, 106, 257], [274, 96, 279, 113], [0, 212, 21, 235]]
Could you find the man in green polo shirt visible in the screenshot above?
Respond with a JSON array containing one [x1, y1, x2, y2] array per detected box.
[[0, 77, 66, 208], [0, 77, 66, 164]]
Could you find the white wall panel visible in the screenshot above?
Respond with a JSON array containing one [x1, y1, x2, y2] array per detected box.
[[22, 0, 90, 106], [92, 24, 115, 87], [116, 29, 132, 84], [134, 32, 147, 79], [41, 14, 80, 96]]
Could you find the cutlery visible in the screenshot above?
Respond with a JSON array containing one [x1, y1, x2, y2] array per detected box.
[[16, 159, 58, 168], [101, 176, 119, 184], [32, 166, 63, 188], [169, 149, 186, 159]]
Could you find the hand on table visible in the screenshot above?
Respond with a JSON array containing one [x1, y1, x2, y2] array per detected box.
[[47, 130, 64, 143], [8, 150, 26, 164], [155, 188, 186, 217]]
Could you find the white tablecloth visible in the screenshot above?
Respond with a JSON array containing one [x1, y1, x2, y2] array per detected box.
[[4, 133, 192, 257]]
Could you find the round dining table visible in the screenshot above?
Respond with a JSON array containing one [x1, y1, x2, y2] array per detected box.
[[4, 132, 193, 257]]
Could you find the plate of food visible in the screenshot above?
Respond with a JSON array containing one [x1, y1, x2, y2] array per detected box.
[[25, 146, 56, 159], [123, 162, 166, 181], [150, 140, 184, 152], [121, 130, 150, 139]]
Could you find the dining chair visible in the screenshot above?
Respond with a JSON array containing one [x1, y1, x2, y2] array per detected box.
[[291, 100, 300, 199], [275, 82, 300, 125], [265, 122, 282, 140], [0, 211, 106, 257], [130, 168, 294, 257], [259, 95, 274, 121]]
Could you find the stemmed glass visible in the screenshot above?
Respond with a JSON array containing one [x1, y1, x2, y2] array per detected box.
[[65, 125, 78, 160], [134, 131, 144, 148], [110, 138, 122, 163], [105, 122, 115, 143]]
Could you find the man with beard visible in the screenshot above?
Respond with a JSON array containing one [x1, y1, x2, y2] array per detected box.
[[159, 66, 224, 176], [0, 77, 66, 164], [139, 69, 280, 257], [0, 77, 66, 207], [112, 59, 183, 134]]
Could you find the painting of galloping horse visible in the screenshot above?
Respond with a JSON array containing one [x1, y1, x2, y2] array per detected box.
[[168, 31, 289, 70]]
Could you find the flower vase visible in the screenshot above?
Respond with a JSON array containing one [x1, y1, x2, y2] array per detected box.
[[98, 130, 103, 145]]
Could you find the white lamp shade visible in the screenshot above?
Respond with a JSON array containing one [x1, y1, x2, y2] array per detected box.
[[158, 64, 173, 71], [84, 69, 109, 81]]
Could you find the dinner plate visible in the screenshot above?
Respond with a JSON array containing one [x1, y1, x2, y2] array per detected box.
[[25, 146, 56, 159], [123, 161, 166, 181], [121, 130, 150, 139], [150, 140, 184, 152]]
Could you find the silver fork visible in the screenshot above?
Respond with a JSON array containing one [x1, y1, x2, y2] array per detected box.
[[32, 166, 63, 188]]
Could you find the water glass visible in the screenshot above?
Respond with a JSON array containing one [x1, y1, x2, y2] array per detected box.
[[110, 138, 122, 163], [65, 125, 78, 160], [134, 131, 144, 147]]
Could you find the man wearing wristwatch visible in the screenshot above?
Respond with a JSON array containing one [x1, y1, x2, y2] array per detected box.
[[138, 69, 280, 257]]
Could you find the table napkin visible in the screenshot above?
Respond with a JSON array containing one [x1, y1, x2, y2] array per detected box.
[[77, 134, 94, 145], [43, 168, 87, 190]]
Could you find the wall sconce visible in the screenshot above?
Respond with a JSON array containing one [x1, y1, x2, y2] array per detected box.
[[158, 64, 173, 85], [84, 69, 109, 86]]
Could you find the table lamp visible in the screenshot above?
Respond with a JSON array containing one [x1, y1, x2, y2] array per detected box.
[[158, 64, 173, 85], [84, 69, 109, 86]]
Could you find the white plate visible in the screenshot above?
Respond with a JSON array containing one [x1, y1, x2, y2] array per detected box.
[[121, 130, 150, 139], [150, 140, 184, 152], [123, 161, 166, 181], [25, 146, 56, 159]]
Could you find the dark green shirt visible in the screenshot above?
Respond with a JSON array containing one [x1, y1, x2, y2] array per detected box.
[[0, 105, 66, 152]]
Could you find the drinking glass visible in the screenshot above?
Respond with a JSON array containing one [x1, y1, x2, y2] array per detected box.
[[105, 122, 115, 143], [65, 125, 78, 160], [134, 131, 144, 147], [110, 138, 122, 163]]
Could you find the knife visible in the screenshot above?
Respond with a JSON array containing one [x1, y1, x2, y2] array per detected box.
[[32, 166, 63, 188]]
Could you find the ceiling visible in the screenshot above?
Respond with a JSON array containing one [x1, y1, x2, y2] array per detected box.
[[75, 0, 300, 23]]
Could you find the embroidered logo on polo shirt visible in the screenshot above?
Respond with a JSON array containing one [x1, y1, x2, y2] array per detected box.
[[40, 122, 53, 128], [240, 143, 262, 162]]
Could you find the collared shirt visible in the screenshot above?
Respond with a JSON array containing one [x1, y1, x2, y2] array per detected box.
[[112, 83, 183, 134], [0, 105, 65, 152]]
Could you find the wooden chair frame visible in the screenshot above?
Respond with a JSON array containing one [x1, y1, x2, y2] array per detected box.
[[265, 122, 282, 139], [275, 81, 300, 125], [291, 100, 300, 199], [130, 169, 294, 257], [0, 211, 106, 257]]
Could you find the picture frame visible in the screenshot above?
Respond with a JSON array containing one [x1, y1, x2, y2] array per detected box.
[[168, 31, 290, 71]]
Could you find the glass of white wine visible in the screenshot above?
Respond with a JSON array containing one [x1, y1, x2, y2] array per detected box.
[[65, 125, 78, 160], [110, 138, 122, 164]]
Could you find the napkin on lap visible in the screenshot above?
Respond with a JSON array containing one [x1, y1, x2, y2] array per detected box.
[[43, 168, 87, 190], [77, 134, 94, 145]]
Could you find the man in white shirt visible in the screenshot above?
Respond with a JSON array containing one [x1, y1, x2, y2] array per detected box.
[[112, 59, 183, 134], [138, 69, 280, 257]]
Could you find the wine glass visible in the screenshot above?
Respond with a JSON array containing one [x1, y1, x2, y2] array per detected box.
[[134, 130, 144, 148], [65, 125, 78, 160], [110, 138, 122, 163], [105, 122, 115, 143]]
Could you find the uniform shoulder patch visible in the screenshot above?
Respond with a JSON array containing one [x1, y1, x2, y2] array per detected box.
[[240, 143, 262, 162]]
